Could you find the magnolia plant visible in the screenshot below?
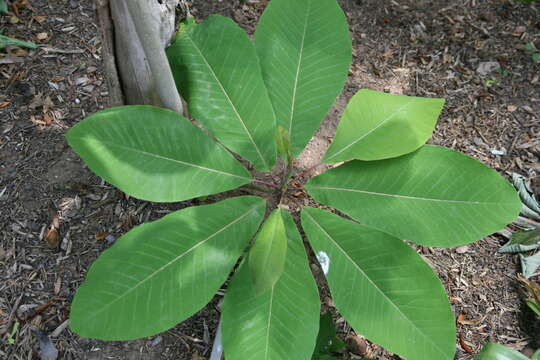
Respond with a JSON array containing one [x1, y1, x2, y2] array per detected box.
[[66, 0, 521, 359]]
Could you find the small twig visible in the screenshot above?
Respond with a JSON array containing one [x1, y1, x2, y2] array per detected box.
[[1, 294, 23, 338], [40, 46, 85, 54], [50, 320, 69, 338], [252, 179, 279, 189]]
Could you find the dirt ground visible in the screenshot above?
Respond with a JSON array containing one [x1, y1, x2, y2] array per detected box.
[[0, 0, 539, 359]]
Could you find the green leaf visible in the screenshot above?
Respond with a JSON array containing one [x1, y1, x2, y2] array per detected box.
[[526, 299, 540, 317], [0, 1, 8, 14], [520, 251, 540, 279], [499, 228, 540, 253], [475, 343, 530, 360], [70, 196, 265, 340], [0, 34, 37, 49], [323, 89, 445, 163], [222, 211, 320, 360], [312, 313, 346, 359], [66, 106, 252, 203], [301, 207, 456, 360], [248, 209, 288, 294], [307, 145, 521, 247], [167, 15, 276, 171], [525, 42, 538, 52], [532, 349, 540, 360], [276, 125, 291, 161], [255, 0, 352, 157]]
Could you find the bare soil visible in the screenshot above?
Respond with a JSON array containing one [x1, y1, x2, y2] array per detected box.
[[1, 0, 539, 359]]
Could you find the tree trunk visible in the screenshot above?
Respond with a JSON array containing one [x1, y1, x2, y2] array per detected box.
[[101, 0, 182, 113]]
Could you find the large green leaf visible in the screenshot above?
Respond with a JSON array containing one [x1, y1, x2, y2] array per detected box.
[[255, 0, 352, 157], [475, 343, 530, 360], [499, 228, 540, 253], [323, 89, 444, 163], [307, 145, 521, 247], [70, 196, 265, 340], [248, 209, 288, 294], [66, 106, 251, 203], [167, 16, 276, 171], [301, 207, 455, 360], [222, 212, 320, 360]]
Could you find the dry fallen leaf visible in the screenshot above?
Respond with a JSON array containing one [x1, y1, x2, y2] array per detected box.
[[54, 277, 61, 295], [346, 334, 368, 356], [0, 101, 11, 109], [43, 112, 53, 125], [36, 32, 48, 41], [95, 232, 109, 241], [45, 228, 60, 249], [507, 105, 517, 112], [33, 16, 47, 23], [457, 313, 486, 325], [459, 334, 474, 353]]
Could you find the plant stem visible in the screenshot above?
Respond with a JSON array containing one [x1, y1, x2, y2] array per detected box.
[[125, 0, 184, 114], [209, 318, 223, 360], [279, 157, 294, 194], [297, 163, 322, 179], [252, 179, 279, 189]]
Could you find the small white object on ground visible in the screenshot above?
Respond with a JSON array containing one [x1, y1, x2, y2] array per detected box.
[[316, 251, 331, 275], [476, 61, 500, 76]]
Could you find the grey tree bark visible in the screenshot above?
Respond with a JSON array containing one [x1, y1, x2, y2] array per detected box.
[[107, 0, 183, 114]]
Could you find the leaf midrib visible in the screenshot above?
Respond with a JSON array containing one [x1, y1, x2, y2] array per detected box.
[[309, 185, 509, 205], [88, 139, 252, 181], [303, 211, 450, 359], [263, 286, 275, 360], [325, 100, 414, 161], [288, 0, 311, 137], [184, 32, 269, 170], [90, 203, 264, 318]]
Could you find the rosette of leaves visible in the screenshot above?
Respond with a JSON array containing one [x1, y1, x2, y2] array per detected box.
[[66, 0, 521, 359]]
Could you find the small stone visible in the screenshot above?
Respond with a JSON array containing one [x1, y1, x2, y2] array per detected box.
[[476, 61, 500, 75], [150, 336, 162, 347], [456, 245, 469, 254], [491, 148, 506, 156], [105, 234, 116, 244], [473, 137, 484, 146]]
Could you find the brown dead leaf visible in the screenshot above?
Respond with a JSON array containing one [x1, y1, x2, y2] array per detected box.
[[50, 76, 65, 82], [33, 16, 47, 23], [459, 335, 474, 353], [11, 49, 27, 57], [52, 214, 60, 229], [457, 313, 486, 325], [507, 105, 517, 112], [45, 228, 60, 249], [36, 32, 48, 41], [0, 102, 11, 109], [346, 334, 368, 356], [95, 232, 109, 241], [43, 112, 53, 125], [191, 352, 205, 360], [54, 277, 61, 295]]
